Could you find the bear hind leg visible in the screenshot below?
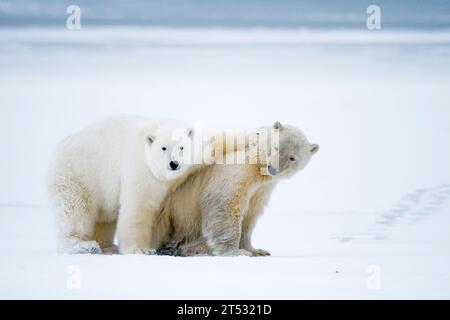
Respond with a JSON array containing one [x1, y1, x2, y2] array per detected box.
[[202, 207, 252, 257], [52, 178, 102, 254]]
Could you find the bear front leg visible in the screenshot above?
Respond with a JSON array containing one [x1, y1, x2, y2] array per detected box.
[[239, 187, 272, 256], [118, 199, 158, 255]]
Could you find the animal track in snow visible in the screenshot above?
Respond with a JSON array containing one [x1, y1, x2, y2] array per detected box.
[[378, 184, 450, 225], [333, 184, 450, 243]]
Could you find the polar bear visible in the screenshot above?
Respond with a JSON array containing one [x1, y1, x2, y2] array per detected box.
[[152, 122, 319, 256], [47, 115, 212, 254]]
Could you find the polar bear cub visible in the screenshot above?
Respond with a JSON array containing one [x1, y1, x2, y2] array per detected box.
[[152, 122, 319, 256], [48, 115, 208, 254]]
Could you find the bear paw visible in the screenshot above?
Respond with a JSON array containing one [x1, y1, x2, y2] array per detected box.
[[67, 240, 102, 255], [217, 249, 253, 257], [102, 245, 119, 255], [237, 249, 253, 257], [132, 248, 157, 255], [251, 248, 271, 257]]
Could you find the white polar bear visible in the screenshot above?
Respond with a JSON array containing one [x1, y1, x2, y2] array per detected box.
[[47, 115, 210, 254]]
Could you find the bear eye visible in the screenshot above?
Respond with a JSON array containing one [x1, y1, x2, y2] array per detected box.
[[162, 147, 167, 151], [289, 156, 295, 161], [180, 146, 184, 151]]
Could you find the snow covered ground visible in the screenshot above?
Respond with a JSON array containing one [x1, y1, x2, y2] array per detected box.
[[1, 27, 450, 299]]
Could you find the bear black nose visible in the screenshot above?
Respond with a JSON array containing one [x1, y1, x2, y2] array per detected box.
[[268, 165, 278, 176], [169, 160, 179, 170]]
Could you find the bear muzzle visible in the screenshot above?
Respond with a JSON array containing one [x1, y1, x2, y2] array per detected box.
[[267, 165, 278, 176]]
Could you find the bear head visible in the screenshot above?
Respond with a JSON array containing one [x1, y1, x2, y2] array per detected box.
[[257, 121, 319, 179], [144, 125, 196, 181]]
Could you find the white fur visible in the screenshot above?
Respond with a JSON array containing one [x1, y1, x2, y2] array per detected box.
[[47, 115, 205, 254]]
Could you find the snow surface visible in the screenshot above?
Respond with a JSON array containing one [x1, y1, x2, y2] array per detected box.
[[0, 28, 450, 299]]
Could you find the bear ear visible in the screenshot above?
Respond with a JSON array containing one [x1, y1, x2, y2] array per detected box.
[[310, 144, 319, 154], [146, 135, 155, 145], [273, 121, 283, 130]]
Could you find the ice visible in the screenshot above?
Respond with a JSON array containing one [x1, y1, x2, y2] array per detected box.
[[0, 27, 449, 299]]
